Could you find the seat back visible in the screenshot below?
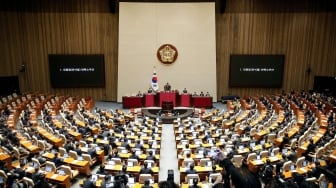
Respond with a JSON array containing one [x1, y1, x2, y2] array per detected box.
[[127, 158, 138, 167], [199, 158, 211, 167], [282, 161, 293, 172], [23, 177, 34, 187], [109, 158, 122, 165], [139, 174, 154, 184], [296, 156, 305, 168], [0, 170, 7, 185], [59, 147, 66, 157], [59, 165, 72, 178], [69, 150, 78, 160], [185, 174, 200, 184], [144, 160, 155, 168], [247, 153, 257, 164], [37, 140, 45, 151], [45, 161, 57, 173], [32, 158, 41, 169], [183, 159, 195, 168], [232, 155, 243, 168], [260, 150, 269, 158], [208, 173, 221, 183]]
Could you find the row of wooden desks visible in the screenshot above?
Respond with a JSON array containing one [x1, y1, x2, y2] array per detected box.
[[43, 152, 91, 175], [104, 164, 159, 182], [179, 165, 222, 183]]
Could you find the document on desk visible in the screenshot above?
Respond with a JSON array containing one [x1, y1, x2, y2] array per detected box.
[[51, 174, 58, 179]]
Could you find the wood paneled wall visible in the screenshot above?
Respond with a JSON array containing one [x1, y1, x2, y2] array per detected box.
[[0, 0, 335, 101]]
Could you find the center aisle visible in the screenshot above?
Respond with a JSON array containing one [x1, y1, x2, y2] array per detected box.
[[159, 123, 180, 183]]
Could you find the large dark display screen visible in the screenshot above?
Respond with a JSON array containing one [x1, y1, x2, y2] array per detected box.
[[229, 55, 285, 87], [49, 54, 105, 88]]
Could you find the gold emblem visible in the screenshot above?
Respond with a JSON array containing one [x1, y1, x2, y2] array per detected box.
[[157, 44, 178, 64]]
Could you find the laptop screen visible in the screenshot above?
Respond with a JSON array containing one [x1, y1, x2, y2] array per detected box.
[[207, 161, 212, 167], [127, 161, 133, 167], [58, 170, 65, 176], [290, 165, 295, 171], [33, 162, 38, 168], [128, 177, 135, 184], [45, 165, 52, 172]]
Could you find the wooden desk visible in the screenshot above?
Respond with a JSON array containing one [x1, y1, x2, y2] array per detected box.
[[20, 140, 40, 154], [179, 165, 222, 183], [328, 150, 336, 164], [192, 96, 212, 108], [122, 96, 143, 108], [248, 154, 283, 173], [43, 153, 90, 175], [37, 127, 63, 147], [45, 172, 71, 188], [0, 151, 12, 170], [104, 164, 159, 182]]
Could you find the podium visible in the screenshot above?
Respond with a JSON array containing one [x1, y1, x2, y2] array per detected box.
[[159, 92, 177, 107], [180, 94, 191, 107], [144, 94, 155, 107], [122, 96, 143, 108], [192, 96, 213, 108]]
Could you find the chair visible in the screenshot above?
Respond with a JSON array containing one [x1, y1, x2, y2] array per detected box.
[[44, 161, 57, 173], [308, 147, 323, 160], [59, 147, 66, 157], [139, 174, 154, 184], [183, 159, 195, 168], [59, 134, 66, 145], [109, 158, 122, 165], [246, 153, 257, 164], [126, 159, 139, 167], [232, 155, 244, 168], [69, 150, 78, 160], [260, 150, 269, 159], [271, 147, 280, 155], [82, 154, 97, 166], [37, 140, 46, 151], [249, 128, 257, 137], [282, 161, 293, 172], [58, 165, 79, 179], [0, 170, 7, 186], [32, 158, 42, 168], [208, 173, 222, 183], [23, 177, 34, 187], [296, 156, 305, 169], [185, 174, 200, 184], [181, 149, 192, 156], [267, 133, 277, 143], [144, 160, 155, 168], [199, 158, 211, 167]]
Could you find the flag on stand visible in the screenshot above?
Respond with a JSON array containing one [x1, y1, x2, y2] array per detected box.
[[151, 68, 159, 92]]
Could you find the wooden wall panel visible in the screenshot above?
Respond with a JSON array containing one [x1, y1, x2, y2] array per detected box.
[[0, 0, 335, 101], [216, 11, 336, 99], [0, 10, 118, 101]]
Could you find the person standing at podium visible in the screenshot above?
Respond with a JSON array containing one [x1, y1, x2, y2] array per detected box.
[[183, 88, 188, 94], [164, 83, 171, 92]]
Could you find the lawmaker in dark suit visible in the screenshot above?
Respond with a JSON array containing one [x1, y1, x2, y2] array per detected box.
[[139, 162, 153, 175], [141, 179, 153, 188], [186, 164, 197, 175], [82, 174, 96, 188]]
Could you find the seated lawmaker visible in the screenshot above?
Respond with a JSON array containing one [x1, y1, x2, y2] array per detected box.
[[140, 162, 153, 174]]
